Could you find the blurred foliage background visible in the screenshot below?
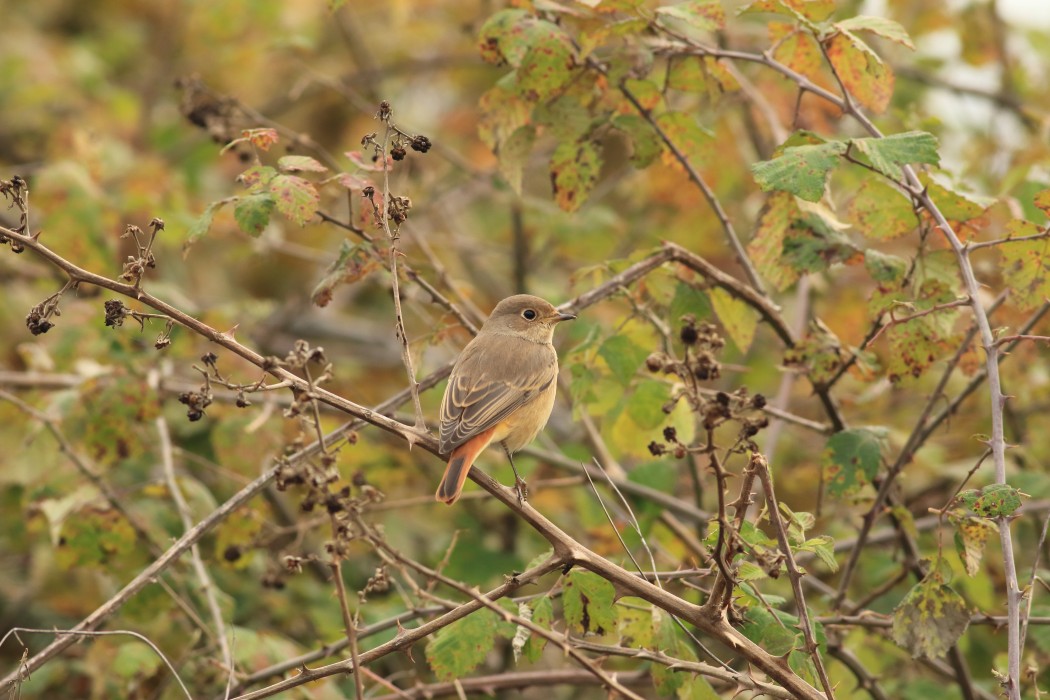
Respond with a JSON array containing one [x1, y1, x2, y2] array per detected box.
[[2, 0, 1050, 698]]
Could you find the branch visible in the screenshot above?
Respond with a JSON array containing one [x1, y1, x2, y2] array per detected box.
[[753, 453, 836, 699], [608, 73, 767, 296], [0, 224, 430, 450], [227, 555, 569, 700], [155, 410, 236, 698], [368, 669, 651, 699]]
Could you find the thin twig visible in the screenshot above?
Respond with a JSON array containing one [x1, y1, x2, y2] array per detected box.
[[375, 113, 427, 433], [156, 410, 236, 699], [605, 66, 767, 296], [753, 453, 835, 699], [367, 669, 651, 699], [0, 628, 193, 700], [1021, 511, 1050, 656], [329, 557, 365, 700], [229, 555, 571, 700]]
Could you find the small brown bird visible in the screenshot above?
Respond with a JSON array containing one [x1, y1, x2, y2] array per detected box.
[[436, 294, 576, 504]]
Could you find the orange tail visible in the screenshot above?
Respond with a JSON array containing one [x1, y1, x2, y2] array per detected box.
[[435, 427, 496, 504]]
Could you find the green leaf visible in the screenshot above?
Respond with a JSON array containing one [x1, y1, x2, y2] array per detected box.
[[892, 573, 970, 659], [969, 483, 1024, 517], [73, 377, 160, 465], [550, 140, 601, 213], [798, 536, 839, 572], [748, 192, 803, 290], [426, 609, 501, 681], [825, 31, 894, 113], [516, 30, 576, 103], [233, 193, 276, 237], [708, 287, 758, 353], [865, 249, 907, 283], [496, 126, 535, 196], [477, 9, 534, 66], [851, 132, 940, 181], [598, 334, 649, 386], [535, 96, 593, 141], [563, 570, 617, 636], [772, 26, 824, 81], [655, 1, 725, 31], [668, 281, 712, 326], [737, 561, 768, 581], [772, 129, 829, 154], [921, 172, 991, 222], [628, 460, 678, 496], [522, 596, 552, 662], [1027, 605, 1050, 655], [781, 213, 861, 273], [752, 140, 847, 202], [478, 81, 532, 151], [277, 155, 328, 173], [311, 240, 381, 307], [616, 597, 654, 649], [654, 111, 712, 166], [884, 305, 961, 382], [652, 610, 697, 694], [950, 514, 996, 576], [269, 174, 319, 225], [611, 114, 662, 168], [847, 179, 919, 240], [678, 675, 720, 700], [627, 380, 669, 429], [823, 427, 885, 497], [739, 0, 834, 23], [666, 56, 706, 92], [740, 606, 801, 656], [782, 325, 851, 385], [623, 79, 664, 112], [55, 507, 137, 570], [999, 224, 1050, 311], [213, 508, 264, 570], [578, 18, 648, 58], [238, 164, 278, 190], [112, 641, 161, 680], [835, 15, 915, 50], [183, 200, 225, 252], [1034, 188, 1050, 216]]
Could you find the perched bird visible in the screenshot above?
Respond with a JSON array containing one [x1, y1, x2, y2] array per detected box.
[[436, 294, 576, 504]]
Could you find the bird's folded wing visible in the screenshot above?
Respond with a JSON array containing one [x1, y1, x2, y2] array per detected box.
[[439, 339, 555, 454]]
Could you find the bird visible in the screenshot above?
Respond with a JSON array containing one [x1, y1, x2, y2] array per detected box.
[[435, 294, 576, 505]]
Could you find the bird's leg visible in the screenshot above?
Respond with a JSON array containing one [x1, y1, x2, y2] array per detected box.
[[502, 442, 528, 505]]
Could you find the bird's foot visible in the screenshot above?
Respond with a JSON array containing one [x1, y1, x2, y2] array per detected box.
[[513, 476, 529, 506]]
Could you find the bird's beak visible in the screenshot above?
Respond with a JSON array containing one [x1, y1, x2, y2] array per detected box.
[[554, 310, 577, 323]]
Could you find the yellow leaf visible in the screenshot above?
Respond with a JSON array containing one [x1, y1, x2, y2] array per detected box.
[[708, 287, 758, 353]]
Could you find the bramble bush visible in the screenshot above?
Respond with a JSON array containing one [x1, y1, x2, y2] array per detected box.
[[2, 1, 1050, 699]]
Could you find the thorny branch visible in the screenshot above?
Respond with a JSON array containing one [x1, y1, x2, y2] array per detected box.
[[1, 14, 1043, 696], [651, 25, 1030, 697]]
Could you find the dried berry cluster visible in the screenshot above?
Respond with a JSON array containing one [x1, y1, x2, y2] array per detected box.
[[104, 299, 129, 327], [177, 386, 213, 422], [646, 315, 770, 457], [646, 315, 725, 381], [119, 219, 163, 287], [25, 303, 56, 336], [359, 102, 431, 231], [0, 175, 29, 251]]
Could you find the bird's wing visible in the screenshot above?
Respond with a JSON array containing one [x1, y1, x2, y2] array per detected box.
[[439, 335, 556, 454]]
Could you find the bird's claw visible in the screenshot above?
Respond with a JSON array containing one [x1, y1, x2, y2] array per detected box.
[[513, 476, 529, 505]]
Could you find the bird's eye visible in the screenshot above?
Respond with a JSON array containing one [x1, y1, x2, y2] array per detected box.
[[522, 309, 537, 320]]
